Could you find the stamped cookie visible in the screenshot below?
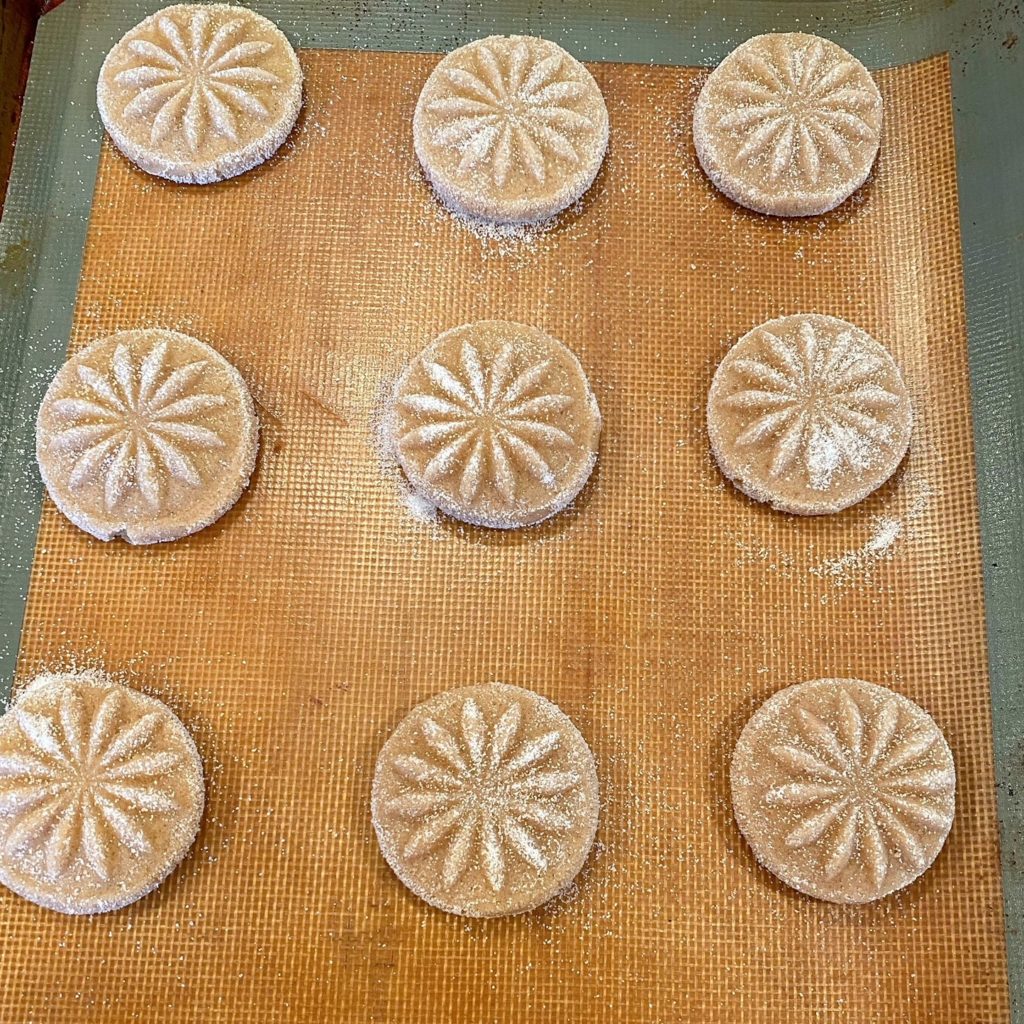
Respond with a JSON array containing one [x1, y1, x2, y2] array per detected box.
[[693, 33, 882, 217], [37, 328, 259, 544], [372, 683, 599, 917], [707, 314, 912, 515], [731, 678, 955, 904], [97, 3, 302, 183], [0, 671, 205, 914], [389, 321, 601, 528], [413, 35, 610, 224]]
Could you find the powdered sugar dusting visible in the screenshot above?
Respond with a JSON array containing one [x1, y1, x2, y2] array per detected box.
[[692, 33, 882, 217], [401, 487, 440, 525], [708, 314, 913, 515], [811, 479, 932, 586], [413, 35, 610, 224]]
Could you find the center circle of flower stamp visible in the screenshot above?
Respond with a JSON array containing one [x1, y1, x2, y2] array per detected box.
[[0, 671, 205, 915], [36, 328, 259, 544], [706, 313, 912, 515], [693, 33, 882, 217], [97, 3, 303, 184], [413, 34, 610, 224], [730, 678, 955, 904], [388, 320, 602, 528], [371, 683, 600, 918]]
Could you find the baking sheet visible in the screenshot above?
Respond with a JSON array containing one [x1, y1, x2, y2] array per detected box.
[[0, 48, 1009, 1023]]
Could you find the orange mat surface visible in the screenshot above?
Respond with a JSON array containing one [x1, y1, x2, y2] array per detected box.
[[0, 49, 1009, 1023]]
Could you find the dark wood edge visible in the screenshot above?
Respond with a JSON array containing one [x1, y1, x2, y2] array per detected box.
[[0, 0, 44, 217]]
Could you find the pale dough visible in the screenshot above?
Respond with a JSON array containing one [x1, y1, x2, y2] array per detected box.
[[0, 671, 205, 914], [389, 321, 601, 528], [371, 682, 600, 918], [731, 678, 955, 904], [693, 33, 882, 217], [707, 314, 912, 515], [97, 3, 302, 184], [36, 328, 259, 544], [413, 35, 609, 224]]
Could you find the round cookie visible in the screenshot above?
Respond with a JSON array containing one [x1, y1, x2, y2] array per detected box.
[[693, 33, 882, 217], [37, 328, 259, 544], [371, 682, 600, 918], [97, 3, 302, 184], [0, 671, 205, 914], [731, 678, 955, 904], [706, 314, 912, 515], [389, 321, 601, 528], [413, 35, 610, 224]]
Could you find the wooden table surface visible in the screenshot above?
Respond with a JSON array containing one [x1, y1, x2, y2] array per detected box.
[[0, 0, 46, 215]]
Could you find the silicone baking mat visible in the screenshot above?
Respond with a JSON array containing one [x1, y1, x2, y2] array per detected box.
[[0, 48, 1009, 1023]]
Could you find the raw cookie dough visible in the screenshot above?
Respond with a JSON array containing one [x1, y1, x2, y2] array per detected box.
[[97, 3, 302, 183], [37, 328, 259, 544], [371, 682, 600, 917], [0, 671, 205, 914], [693, 33, 882, 217], [389, 320, 601, 528], [706, 314, 912, 515], [413, 35, 610, 224], [731, 678, 955, 904]]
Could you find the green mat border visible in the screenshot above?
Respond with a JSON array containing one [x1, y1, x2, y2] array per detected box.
[[0, 0, 1020, 1014]]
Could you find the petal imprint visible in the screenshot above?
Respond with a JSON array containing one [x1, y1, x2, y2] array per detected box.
[[732, 679, 955, 903], [372, 683, 599, 916]]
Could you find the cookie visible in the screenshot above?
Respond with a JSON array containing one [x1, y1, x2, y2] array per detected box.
[[97, 3, 302, 183], [37, 328, 259, 544], [693, 33, 882, 217], [731, 678, 955, 904], [707, 314, 912, 515], [0, 671, 205, 914], [371, 683, 599, 918], [413, 35, 609, 224], [389, 321, 601, 528]]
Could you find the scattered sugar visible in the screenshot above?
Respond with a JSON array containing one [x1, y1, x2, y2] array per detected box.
[[444, 206, 558, 254], [810, 478, 932, 587], [734, 539, 798, 578], [730, 473, 933, 591], [810, 514, 903, 584], [418, 191, 580, 265], [401, 488, 439, 525]]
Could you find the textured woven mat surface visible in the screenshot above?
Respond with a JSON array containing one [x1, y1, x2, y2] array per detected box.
[[0, 49, 1009, 1023]]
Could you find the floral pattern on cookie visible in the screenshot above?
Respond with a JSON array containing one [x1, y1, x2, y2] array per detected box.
[[707, 314, 912, 515], [693, 33, 882, 217], [731, 678, 955, 903], [37, 329, 259, 544], [414, 35, 609, 223], [0, 672, 204, 914], [390, 321, 601, 529], [371, 683, 599, 917], [98, 4, 302, 183]]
